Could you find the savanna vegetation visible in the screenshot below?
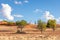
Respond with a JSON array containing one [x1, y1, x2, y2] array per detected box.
[[37, 20, 46, 33], [0, 19, 56, 34], [16, 20, 27, 33]]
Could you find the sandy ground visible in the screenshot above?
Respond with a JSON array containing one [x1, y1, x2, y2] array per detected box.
[[0, 25, 60, 40], [0, 33, 60, 40]]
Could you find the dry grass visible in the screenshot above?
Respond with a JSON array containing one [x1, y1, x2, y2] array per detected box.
[[0, 25, 60, 40]]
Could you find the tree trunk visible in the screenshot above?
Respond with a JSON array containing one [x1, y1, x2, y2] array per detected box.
[[20, 26, 23, 32], [41, 30, 43, 34], [16, 26, 20, 33]]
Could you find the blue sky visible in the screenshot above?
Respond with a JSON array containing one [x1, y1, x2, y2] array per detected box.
[[0, 0, 60, 23]]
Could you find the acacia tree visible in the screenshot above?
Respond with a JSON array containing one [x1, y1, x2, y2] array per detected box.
[[2, 20, 8, 22], [16, 20, 27, 33], [35, 21, 37, 25], [47, 19, 56, 31], [37, 20, 46, 33], [7, 21, 15, 26], [1, 20, 8, 25]]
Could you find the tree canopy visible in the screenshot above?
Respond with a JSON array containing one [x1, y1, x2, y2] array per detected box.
[[37, 20, 46, 33], [47, 19, 56, 31]]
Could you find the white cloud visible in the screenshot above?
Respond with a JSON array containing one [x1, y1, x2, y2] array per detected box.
[[56, 17, 60, 24], [14, 0, 29, 5], [34, 9, 42, 13], [0, 19, 3, 21], [43, 11, 60, 24], [14, 1, 22, 5], [1, 3, 14, 20], [44, 11, 55, 20], [24, 0, 29, 3], [14, 14, 23, 18]]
